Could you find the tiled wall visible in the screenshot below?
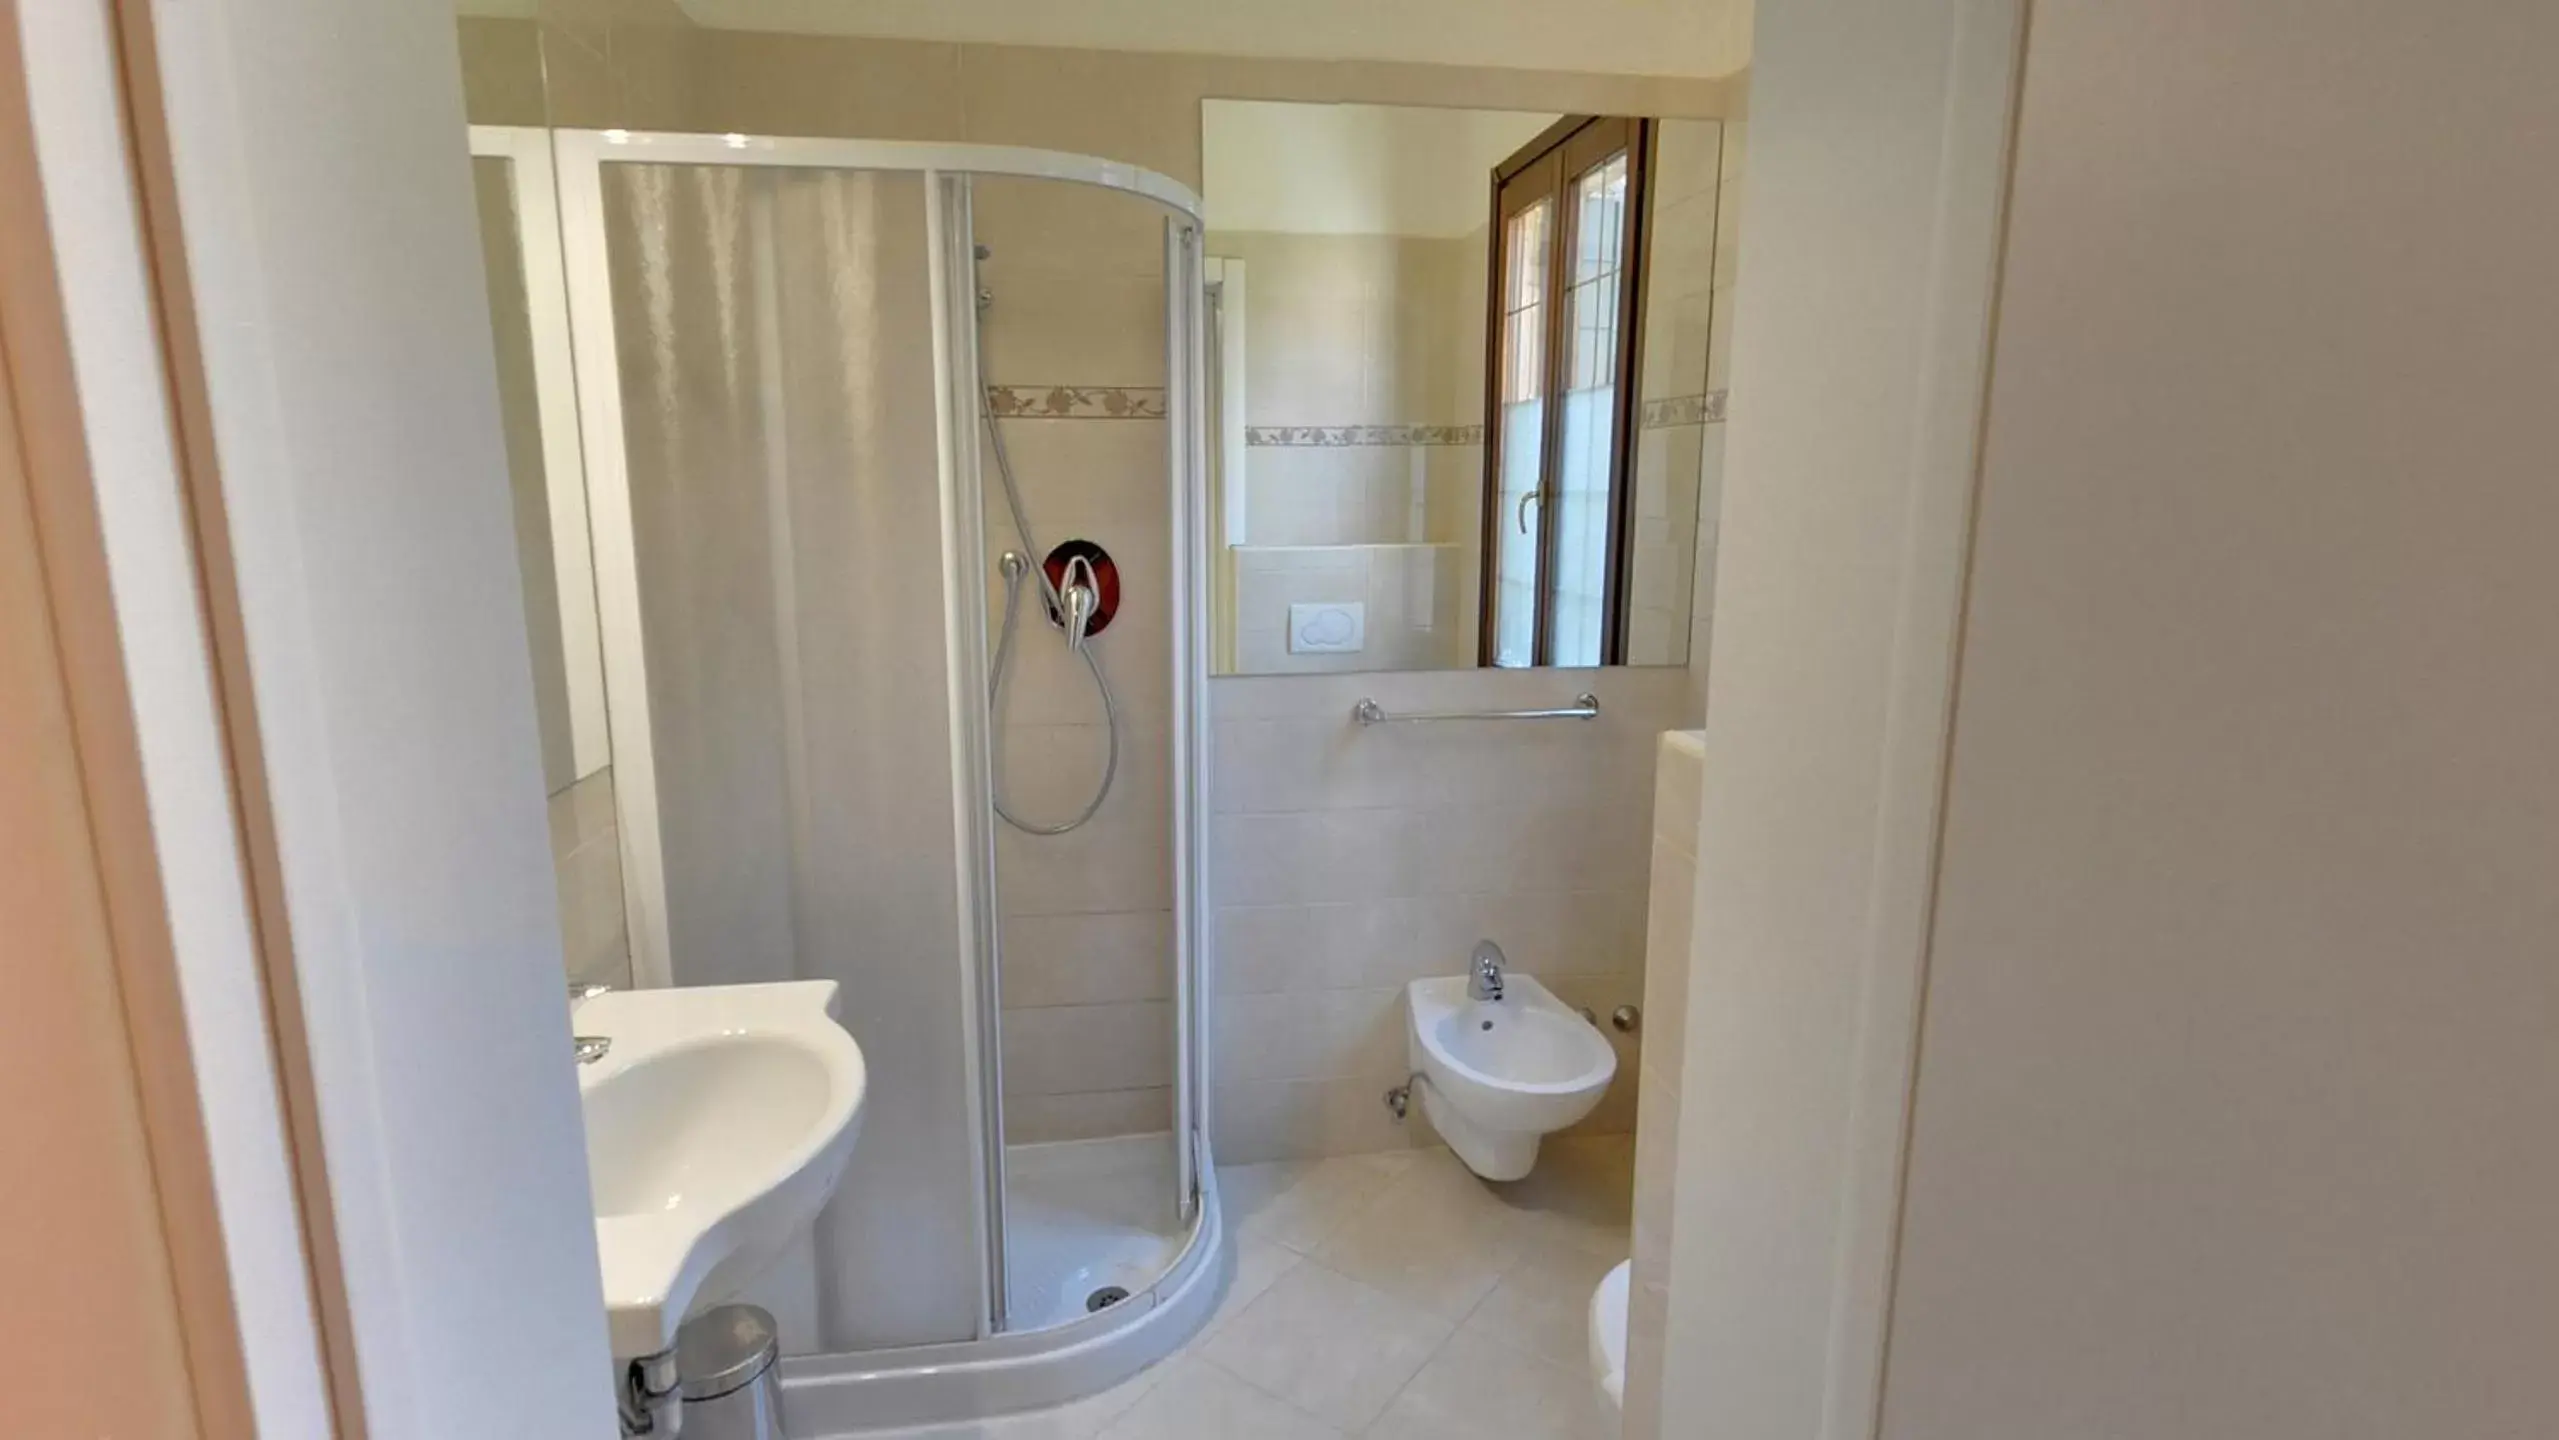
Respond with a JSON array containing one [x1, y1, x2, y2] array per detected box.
[[1621, 730, 1702, 1440], [455, 18, 546, 127], [1206, 667, 1686, 1162], [1213, 229, 1485, 671]]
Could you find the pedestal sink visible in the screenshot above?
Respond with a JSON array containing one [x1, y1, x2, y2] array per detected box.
[[574, 981, 867, 1359]]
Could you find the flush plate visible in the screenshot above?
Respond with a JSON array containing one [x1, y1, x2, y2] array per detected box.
[[1289, 601, 1365, 654]]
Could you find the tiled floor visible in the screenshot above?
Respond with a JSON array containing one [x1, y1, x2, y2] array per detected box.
[[867, 1136, 1632, 1439]]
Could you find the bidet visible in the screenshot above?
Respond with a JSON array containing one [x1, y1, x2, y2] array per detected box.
[[1403, 968, 1617, 1180]]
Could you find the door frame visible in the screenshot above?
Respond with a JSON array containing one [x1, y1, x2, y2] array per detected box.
[[1656, 1, 2028, 1437], [37, 0, 623, 1434]]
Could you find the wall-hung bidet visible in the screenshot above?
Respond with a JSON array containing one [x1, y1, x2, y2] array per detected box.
[[572, 982, 867, 1434], [1403, 947, 1617, 1181]]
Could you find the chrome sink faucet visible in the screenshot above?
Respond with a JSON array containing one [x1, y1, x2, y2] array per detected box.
[[1468, 940, 1507, 1003], [572, 982, 612, 1065]]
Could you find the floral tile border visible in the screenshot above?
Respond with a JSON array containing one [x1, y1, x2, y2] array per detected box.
[[1640, 390, 1730, 429], [1243, 423, 1486, 447], [985, 385, 1166, 420]]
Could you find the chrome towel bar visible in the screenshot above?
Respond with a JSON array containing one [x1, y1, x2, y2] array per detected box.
[[1350, 692, 1600, 725]]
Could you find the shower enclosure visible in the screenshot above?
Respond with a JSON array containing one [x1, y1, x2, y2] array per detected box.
[[533, 129, 1217, 1427]]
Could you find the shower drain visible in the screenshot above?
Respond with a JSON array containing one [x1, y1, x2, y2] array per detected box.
[[1085, 1286, 1131, 1313]]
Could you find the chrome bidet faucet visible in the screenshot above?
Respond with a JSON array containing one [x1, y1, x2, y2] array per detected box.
[[1469, 940, 1507, 1002]]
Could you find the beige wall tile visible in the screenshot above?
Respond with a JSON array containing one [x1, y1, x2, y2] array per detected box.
[[536, 27, 620, 128], [1184, 55, 1734, 136], [1216, 989, 1406, 1084], [1213, 1074, 1418, 1163], [455, 17, 547, 126], [535, 0, 615, 61], [958, 43, 1201, 179], [1001, 1000, 1176, 1097], [981, 274, 1168, 388], [610, 1, 699, 130], [690, 32, 964, 138], [1006, 1087, 1173, 1144], [1001, 908, 1175, 1009]]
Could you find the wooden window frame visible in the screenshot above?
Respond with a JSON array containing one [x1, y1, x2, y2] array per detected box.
[[1476, 113, 1655, 667]]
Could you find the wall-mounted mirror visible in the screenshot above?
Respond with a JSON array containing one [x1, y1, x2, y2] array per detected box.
[[1203, 100, 1726, 676], [466, 123, 631, 993]]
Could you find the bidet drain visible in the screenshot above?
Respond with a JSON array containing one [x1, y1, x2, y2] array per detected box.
[[1085, 1286, 1130, 1312]]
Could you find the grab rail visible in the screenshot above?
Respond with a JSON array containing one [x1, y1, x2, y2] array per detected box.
[[1350, 692, 1601, 726]]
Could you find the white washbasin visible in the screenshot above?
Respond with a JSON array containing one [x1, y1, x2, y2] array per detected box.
[[574, 981, 866, 1358]]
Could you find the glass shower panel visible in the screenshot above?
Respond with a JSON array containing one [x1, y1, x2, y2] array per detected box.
[[967, 172, 1188, 1333], [597, 162, 987, 1352]]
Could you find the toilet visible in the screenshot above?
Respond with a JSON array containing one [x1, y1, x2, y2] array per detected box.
[[1589, 1259, 1630, 1417], [1403, 971, 1618, 1180]]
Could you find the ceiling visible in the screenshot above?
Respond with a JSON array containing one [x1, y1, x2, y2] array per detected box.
[[457, 0, 1754, 80]]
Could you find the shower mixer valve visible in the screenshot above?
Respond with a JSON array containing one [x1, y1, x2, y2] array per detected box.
[[1037, 539, 1120, 640]]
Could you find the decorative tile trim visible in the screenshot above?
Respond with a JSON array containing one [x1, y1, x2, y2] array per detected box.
[[1640, 390, 1730, 429], [985, 385, 1166, 420], [1243, 423, 1486, 447]]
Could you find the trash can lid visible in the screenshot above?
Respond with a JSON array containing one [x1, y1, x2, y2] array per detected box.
[[676, 1304, 779, 1401]]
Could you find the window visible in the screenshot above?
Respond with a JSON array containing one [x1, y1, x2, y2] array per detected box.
[[1480, 115, 1651, 667]]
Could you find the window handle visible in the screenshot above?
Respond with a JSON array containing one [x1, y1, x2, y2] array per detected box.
[[1517, 489, 1542, 535]]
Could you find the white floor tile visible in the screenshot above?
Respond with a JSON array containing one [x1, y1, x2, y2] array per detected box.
[[1312, 1152, 1521, 1320], [1486, 1135, 1635, 1260], [1231, 1150, 1418, 1254], [1200, 1260, 1453, 1431], [1360, 1328, 1610, 1440], [1460, 1232, 1623, 1372], [1097, 1356, 1344, 1439], [1199, 1236, 1301, 1346]]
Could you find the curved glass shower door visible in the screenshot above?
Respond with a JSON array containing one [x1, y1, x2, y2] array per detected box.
[[966, 169, 1202, 1332], [551, 132, 1211, 1367]]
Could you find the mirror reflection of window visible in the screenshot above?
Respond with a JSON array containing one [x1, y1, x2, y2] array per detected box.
[[1487, 116, 1647, 667], [1202, 101, 1723, 677]]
